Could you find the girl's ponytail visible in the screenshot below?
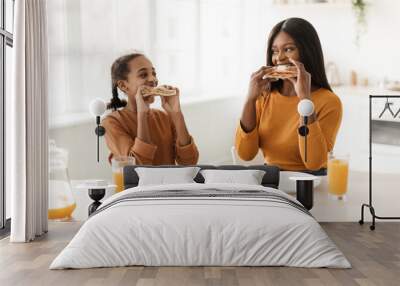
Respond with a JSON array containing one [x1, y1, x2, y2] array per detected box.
[[107, 53, 143, 110], [107, 84, 127, 110]]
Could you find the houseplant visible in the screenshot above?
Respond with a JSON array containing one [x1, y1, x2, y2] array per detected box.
[[352, 0, 368, 47]]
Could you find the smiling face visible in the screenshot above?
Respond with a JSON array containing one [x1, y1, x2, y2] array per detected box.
[[117, 55, 158, 104], [267, 18, 331, 92], [271, 31, 300, 66]]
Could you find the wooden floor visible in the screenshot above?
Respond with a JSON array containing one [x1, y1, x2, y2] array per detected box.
[[0, 222, 399, 286]]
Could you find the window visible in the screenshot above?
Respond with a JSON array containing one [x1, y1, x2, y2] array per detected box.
[[0, 0, 14, 234], [47, 0, 247, 126], [152, 0, 244, 98]]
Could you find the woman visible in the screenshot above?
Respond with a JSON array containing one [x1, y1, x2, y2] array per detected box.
[[235, 18, 342, 171], [102, 53, 199, 165]]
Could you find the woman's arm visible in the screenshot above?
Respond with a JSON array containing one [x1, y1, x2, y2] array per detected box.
[[287, 58, 343, 170], [240, 66, 272, 132], [235, 66, 272, 161], [235, 99, 262, 161], [240, 98, 258, 133], [298, 97, 342, 170]]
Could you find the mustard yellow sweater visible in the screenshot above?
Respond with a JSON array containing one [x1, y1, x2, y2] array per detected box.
[[235, 88, 342, 171]]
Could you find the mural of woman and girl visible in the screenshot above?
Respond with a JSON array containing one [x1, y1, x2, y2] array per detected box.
[[102, 17, 342, 173]]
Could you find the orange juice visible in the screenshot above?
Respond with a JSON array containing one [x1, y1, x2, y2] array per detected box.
[[113, 172, 124, 193], [328, 158, 349, 196], [48, 203, 76, 220], [48, 180, 76, 220], [111, 156, 135, 193]]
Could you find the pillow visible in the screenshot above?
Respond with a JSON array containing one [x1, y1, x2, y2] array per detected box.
[[135, 167, 201, 186], [200, 169, 266, 185]]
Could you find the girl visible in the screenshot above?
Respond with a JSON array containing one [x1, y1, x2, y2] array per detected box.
[[236, 18, 342, 172], [102, 53, 199, 165]]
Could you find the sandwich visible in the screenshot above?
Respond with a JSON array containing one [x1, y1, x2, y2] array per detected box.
[[141, 86, 177, 97], [262, 64, 298, 79]]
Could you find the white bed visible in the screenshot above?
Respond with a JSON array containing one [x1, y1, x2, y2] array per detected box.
[[50, 183, 351, 269]]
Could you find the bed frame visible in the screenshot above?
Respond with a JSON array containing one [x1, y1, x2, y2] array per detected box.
[[123, 164, 318, 211], [123, 165, 280, 189]]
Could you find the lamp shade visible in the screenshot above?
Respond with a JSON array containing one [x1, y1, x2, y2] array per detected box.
[[297, 99, 314, 117], [89, 98, 107, 117]]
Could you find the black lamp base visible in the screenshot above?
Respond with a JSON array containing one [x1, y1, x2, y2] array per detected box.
[[95, 125, 106, 136], [296, 180, 314, 210], [88, 188, 106, 216]]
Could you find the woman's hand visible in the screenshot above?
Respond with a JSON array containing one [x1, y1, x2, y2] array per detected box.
[[160, 85, 181, 114], [135, 86, 151, 114], [247, 66, 275, 102], [288, 59, 317, 124], [287, 58, 311, 100]]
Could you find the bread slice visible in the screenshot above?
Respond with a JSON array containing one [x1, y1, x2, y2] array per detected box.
[[141, 86, 177, 97], [263, 65, 297, 79]]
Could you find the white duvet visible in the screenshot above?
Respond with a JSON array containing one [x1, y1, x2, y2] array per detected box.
[[50, 183, 351, 269]]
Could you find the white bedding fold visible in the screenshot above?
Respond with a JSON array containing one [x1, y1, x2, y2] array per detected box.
[[50, 183, 350, 269]]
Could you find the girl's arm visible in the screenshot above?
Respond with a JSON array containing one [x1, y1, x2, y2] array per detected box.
[[160, 86, 199, 165], [102, 116, 157, 165], [170, 112, 199, 165], [170, 111, 191, 146], [136, 111, 153, 145]]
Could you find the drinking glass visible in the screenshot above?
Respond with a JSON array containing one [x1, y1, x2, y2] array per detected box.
[[111, 155, 136, 193], [327, 152, 350, 200]]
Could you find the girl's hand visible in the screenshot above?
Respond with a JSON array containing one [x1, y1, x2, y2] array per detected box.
[[135, 86, 151, 113], [160, 85, 181, 113], [287, 58, 311, 100], [247, 66, 275, 102]]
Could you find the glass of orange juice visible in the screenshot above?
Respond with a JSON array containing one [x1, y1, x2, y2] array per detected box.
[[327, 152, 350, 200], [111, 155, 135, 193]]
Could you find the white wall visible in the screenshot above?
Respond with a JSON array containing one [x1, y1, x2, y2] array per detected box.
[[239, 0, 400, 86], [49, 0, 400, 120]]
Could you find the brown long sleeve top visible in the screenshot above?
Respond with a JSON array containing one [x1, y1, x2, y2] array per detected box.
[[102, 108, 199, 165]]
